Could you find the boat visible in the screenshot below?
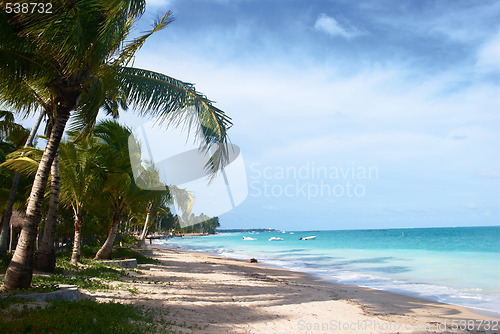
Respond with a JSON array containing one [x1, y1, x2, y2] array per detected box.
[[299, 236, 316, 240], [243, 236, 256, 240], [268, 237, 283, 241]]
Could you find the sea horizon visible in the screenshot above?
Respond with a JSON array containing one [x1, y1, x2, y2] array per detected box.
[[216, 224, 500, 232], [155, 225, 500, 317]]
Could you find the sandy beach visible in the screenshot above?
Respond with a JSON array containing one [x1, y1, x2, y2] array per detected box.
[[84, 247, 499, 333]]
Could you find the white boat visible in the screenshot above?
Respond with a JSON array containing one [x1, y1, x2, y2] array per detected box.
[[299, 236, 316, 240], [243, 236, 256, 240], [268, 237, 283, 241]]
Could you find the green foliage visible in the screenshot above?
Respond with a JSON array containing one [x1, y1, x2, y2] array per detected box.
[[112, 247, 158, 264], [0, 252, 13, 273], [32, 274, 111, 292], [0, 110, 30, 146], [24, 246, 159, 292], [117, 233, 139, 245], [0, 244, 204, 333], [32, 248, 131, 292], [1, 0, 232, 292], [178, 216, 220, 234], [1, 299, 179, 334], [0, 111, 34, 217], [1, 282, 60, 296]]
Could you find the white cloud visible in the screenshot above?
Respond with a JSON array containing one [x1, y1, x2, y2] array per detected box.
[[476, 33, 500, 72], [314, 14, 360, 39], [132, 49, 499, 165], [366, 1, 499, 44]]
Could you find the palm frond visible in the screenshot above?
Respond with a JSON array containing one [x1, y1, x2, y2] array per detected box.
[[0, 111, 29, 143], [115, 67, 232, 173], [116, 11, 174, 67], [57, 136, 105, 212], [1, 145, 43, 176]]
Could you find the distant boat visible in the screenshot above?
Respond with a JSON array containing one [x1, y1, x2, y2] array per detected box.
[[243, 236, 256, 240], [299, 236, 316, 240], [290, 232, 294, 234], [268, 237, 283, 241], [282, 231, 286, 233]]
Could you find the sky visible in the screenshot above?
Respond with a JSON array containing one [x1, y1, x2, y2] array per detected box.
[[18, 0, 500, 230]]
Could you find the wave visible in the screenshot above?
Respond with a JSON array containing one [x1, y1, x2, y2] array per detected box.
[[154, 238, 500, 316]]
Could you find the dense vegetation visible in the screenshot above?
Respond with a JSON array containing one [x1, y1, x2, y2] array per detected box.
[[0, 0, 231, 291], [0, 245, 203, 333]]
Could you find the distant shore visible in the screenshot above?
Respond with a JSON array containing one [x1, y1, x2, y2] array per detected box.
[[88, 247, 499, 333]]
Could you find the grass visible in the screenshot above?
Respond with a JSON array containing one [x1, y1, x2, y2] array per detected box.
[[112, 247, 159, 265], [0, 252, 13, 273], [0, 245, 197, 332], [1, 299, 183, 334], [30, 255, 130, 292], [1, 245, 158, 294]]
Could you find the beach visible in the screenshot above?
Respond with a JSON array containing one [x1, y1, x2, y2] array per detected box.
[[86, 247, 499, 333]]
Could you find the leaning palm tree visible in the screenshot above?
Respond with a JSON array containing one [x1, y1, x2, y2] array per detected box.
[[92, 121, 180, 259], [93, 120, 145, 260], [1, 0, 231, 289], [135, 162, 171, 244], [1, 134, 101, 265], [1, 143, 60, 272], [33, 152, 59, 272]]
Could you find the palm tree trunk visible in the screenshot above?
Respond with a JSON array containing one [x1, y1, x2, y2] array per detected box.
[[94, 210, 122, 260], [70, 215, 83, 265], [3, 109, 70, 290], [125, 216, 130, 233], [0, 173, 20, 254], [33, 153, 60, 272], [139, 202, 153, 243], [9, 226, 18, 252], [0, 111, 45, 254]]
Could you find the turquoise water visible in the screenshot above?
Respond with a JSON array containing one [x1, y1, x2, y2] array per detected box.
[[154, 226, 500, 315]]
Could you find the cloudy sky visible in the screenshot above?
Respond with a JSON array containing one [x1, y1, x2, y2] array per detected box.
[[22, 0, 500, 230]]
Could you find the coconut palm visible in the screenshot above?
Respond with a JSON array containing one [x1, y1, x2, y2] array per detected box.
[[1, 0, 231, 289], [58, 137, 104, 265], [0, 110, 33, 254], [2, 134, 103, 265], [92, 120, 147, 260], [0, 111, 61, 272]]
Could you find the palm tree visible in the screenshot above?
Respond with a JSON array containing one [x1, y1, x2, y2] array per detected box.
[[58, 136, 104, 265], [1, 0, 231, 289], [1, 135, 101, 266], [134, 162, 171, 244], [1, 112, 61, 272], [93, 120, 148, 260], [0, 110, 34, 254]]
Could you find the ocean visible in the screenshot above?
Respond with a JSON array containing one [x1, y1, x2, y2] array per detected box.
[[153, 226, 500, 316]]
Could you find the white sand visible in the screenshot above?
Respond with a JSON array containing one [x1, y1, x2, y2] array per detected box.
[[86, 247, 500, 333]]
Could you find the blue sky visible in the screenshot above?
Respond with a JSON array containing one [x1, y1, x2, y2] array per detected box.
[[20, 0, 500, 230]]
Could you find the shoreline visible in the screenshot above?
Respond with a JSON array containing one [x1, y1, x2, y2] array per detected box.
[[87, 246, 499, 333], [157, 245, 500, 317], [154, 240, 500, 318]]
